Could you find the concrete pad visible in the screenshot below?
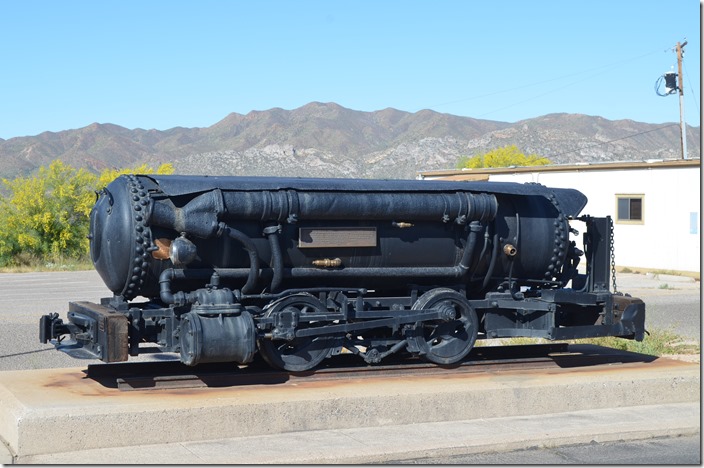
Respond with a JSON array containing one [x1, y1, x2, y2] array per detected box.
[[0, 358, 699, 462], [16, 402, 701, 464]]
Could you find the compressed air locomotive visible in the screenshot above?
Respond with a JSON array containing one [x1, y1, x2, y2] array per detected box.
[[40, 175, 645, 371]]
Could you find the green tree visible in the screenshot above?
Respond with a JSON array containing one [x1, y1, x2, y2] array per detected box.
[[0, 160, 96, 263], [457, 145, 551, 169], [0, 160, 175, 266], [96, 162, 174, 190]]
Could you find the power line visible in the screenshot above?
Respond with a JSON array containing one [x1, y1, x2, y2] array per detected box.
[[476, 68, 607, 118], [545, 123, 680, 159], [426, 48, 662, 112], [683, 61, 700, 114]]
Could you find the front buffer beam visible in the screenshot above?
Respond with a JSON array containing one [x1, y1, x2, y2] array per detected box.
[[40, 301, 128, 362]]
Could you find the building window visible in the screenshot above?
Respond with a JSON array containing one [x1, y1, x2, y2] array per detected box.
[[616, 195, 644, 224]]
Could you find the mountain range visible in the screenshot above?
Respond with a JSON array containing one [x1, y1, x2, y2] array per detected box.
[[0, 102, 699, 180]]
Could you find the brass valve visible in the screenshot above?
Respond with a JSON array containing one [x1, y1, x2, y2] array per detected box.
[[152, 238, 172, 260], [503, 243, 517, 257], [312, 258, 342, 268]]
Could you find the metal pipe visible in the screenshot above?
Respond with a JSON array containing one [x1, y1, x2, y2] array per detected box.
[[285, 267, 466, 279], [458, 221, 482, 273], [482, 232, 500, 290], [158, 221, 262, 304], [219, 190, 498, 224], [162, 265, 467, 283], [471, 225, 491, 281], [159, 268, 215, 305], [263, 225, 283, 293], [220, 223, 260, 294]]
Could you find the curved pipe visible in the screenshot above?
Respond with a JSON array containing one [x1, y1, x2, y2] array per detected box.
[[159, 269, 176, 304], [159, 268, 214, 305], [264, 225, 283, 293], [220, 223, 260, 294], [159, 224, 262, 304], [458, 221, 482, 273]]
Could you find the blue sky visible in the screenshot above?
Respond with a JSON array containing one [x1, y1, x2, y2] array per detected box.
[[1, 0, 700, 139]]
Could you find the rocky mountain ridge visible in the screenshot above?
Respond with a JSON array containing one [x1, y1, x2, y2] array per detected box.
[[0, 102, 699, 179]]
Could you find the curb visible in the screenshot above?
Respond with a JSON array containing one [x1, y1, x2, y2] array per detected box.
[[17, 402, 700, 464]]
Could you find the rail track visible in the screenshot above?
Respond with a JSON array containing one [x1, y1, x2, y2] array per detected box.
[[84, 343, 656, 391]]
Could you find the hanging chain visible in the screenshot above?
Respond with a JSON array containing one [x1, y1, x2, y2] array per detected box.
[[609, 216, 618, 293]]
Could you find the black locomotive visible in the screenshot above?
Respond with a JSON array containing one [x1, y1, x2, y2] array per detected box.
[[40, 175, 645, 371]]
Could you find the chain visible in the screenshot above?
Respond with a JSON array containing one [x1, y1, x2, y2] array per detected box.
[[609, 216, 618, 293]]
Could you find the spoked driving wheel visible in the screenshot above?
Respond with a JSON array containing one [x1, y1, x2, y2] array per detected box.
[[258, 294, 338, 372], [410, 288, 478, 365]]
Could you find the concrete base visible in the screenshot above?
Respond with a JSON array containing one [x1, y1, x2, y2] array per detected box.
[[8, 402, 699, 464], [0, 357, 699, 463]]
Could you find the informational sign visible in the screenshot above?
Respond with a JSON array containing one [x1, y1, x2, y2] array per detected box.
[[690, 212, 698, 235]]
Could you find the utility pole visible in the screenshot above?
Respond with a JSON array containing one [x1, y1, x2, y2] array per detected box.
[[676, 41, 688, 160]]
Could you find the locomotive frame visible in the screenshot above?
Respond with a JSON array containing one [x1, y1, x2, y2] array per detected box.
[[40, 175, 645, 372]]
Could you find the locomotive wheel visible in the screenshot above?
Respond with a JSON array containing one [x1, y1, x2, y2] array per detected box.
[[411, 288, 478, 365], [258, 294, 337, 372]]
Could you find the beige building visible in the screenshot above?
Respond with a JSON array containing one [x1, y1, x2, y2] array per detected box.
[[418, 159, 701, 276]]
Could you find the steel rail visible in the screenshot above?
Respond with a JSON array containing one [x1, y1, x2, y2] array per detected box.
[[82, 343, 656, 391]]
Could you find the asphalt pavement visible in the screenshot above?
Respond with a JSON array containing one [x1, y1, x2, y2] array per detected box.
[[389, 433, 701, 464], [614, 271, 701, 342]]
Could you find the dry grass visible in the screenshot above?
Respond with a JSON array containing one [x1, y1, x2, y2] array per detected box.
[[0, 257, 92, 273], [477, 328, 700, 357]]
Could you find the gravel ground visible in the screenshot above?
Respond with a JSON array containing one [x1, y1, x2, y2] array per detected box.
[[614, 272, 700, 342], [0, 270, 699, 371]]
